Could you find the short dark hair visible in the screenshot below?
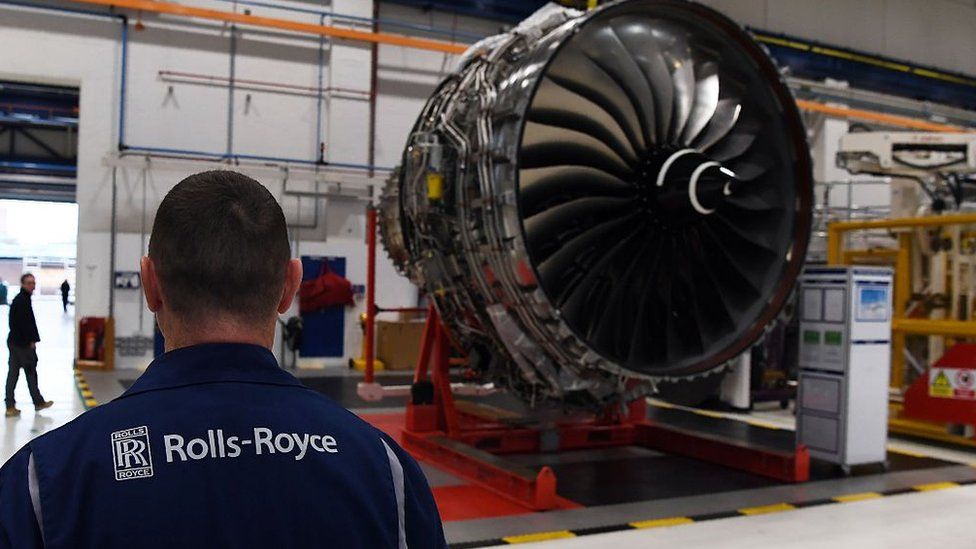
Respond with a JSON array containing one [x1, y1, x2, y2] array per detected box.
[[20, 273, 34, 285], [149, 171, 291, 321]]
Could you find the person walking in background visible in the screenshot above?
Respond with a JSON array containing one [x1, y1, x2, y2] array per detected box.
[[5, 273, 53, 418], [0, 278, 7, 306], [60, 279, 70, 312]]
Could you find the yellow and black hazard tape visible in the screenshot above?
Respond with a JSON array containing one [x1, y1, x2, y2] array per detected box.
[[73, 368, 99, 409], [449, 480, 975, 547], [751, 32, 976, 89]]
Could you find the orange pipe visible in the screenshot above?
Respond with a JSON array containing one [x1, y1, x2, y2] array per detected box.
[[795, 99, 969, 133], [68, 0, 468, 54]]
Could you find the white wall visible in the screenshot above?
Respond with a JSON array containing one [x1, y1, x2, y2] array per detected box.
[[0, 6, 121, 325], [0, 0, 502, 369], [0, 0, 444, 368]]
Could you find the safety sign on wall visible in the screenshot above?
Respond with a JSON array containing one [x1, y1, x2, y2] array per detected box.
[[114, 271, 142, 290], [929, 367, 976, 400]]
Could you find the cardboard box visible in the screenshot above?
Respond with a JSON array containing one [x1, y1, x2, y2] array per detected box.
[[375, 320, 426, 370]]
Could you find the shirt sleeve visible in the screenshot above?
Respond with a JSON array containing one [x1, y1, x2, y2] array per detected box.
[[7, 297, 21, 343], [28, 302, 40, 343], [0, 446, 44, 549], [380, 435, 447, 549]]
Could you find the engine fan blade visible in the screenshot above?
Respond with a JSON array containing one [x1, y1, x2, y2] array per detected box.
[[530, 78, 641, 165], [680, 61, 720, 145], [692, 98, 742, 151], [520, 166, 634, 217], [522, 122, 634, 180], [525, 195, 636, 258], [651, 23, 695, 141], [611, 17, 674, 144], [579, 24, 659, 147], [548, 45, 646, 153]]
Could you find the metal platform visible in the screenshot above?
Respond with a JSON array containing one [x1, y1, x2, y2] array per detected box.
[[354, 400, 971, 547]]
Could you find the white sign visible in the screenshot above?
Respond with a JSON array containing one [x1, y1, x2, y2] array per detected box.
[[929, 367, 976, 400]]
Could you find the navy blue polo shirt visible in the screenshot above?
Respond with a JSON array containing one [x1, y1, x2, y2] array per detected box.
[[0, 343, 445, 548]]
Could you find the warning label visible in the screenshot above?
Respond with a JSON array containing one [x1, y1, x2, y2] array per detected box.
[[929, 368, 976, 400]]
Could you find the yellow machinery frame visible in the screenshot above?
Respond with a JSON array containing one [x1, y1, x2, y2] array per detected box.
[[827, 214, 976, 445]]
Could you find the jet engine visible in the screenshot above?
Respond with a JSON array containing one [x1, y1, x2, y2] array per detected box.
[[381, 0, 813, 409]]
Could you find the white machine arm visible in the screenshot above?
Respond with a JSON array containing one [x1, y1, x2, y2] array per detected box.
[[838, 131, 976, 177], [838, 131, 976, 210]]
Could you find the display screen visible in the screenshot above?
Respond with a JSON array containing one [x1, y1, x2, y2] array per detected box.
[[856, 285, 890, 321]]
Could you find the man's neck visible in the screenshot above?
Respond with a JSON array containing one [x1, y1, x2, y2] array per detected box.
[[161, 316, 276, 353]]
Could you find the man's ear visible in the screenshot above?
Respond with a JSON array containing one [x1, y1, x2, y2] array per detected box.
[[141, 256, 164, 313], [277, 259, 303, 314]]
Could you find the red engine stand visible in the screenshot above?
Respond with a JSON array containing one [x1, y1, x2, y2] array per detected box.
[[400, 306, 810, 511], [904, 343, 976, 428]]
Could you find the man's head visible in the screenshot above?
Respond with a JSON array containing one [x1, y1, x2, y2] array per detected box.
[[20, 274, 35, 295], [142, 171, 302, 348]]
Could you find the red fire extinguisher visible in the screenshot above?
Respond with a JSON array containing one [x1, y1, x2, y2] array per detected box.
[[84, 330, 97, 360]]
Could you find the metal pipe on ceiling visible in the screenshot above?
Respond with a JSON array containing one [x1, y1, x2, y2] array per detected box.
[[118, 13, 129, 148], [368, 1, 379, 178], [5, 0, 969, 185], [63, 0, 469, 54], [108, 151, 384, 194], [157, 71, 370, 98], [206, 0, 486, 42], [316, 14, 326, 164], [118, 145, 393, 173], [795, 99, 970, 133], [53, 0, 976, 135], [226, 24, 236, 158]]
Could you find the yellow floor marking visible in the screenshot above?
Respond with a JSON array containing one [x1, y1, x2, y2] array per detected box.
[[75, 371, 98, 408], [691, 409, 725, 419], [886, 445, 928, 458], [833, 492, 883, 503], [630, 517, 694, 529], [503, 530, 576, 544], [647, 399, 675, 409], [739, 503, 796, 516], [914, 482, 959, 492], [746, 419, 781, 430]]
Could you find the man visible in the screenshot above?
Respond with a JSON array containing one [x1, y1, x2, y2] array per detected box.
[[5, 273, 53, 418], [59, 280, 69, 313], [0, 277, 8, 306], [0, 171, 446, 547]]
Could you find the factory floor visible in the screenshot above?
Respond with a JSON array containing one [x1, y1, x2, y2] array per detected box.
[[1, 296, 85, 464], [4, 298, 976, 547]]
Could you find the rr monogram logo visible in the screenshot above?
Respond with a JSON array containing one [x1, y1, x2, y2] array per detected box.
[[111, 426, 154, 481]]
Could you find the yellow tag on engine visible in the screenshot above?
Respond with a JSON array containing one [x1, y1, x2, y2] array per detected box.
[[426, 173, 444, 200]]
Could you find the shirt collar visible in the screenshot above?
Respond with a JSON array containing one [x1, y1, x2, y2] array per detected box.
[[118, 342, 303, 399]]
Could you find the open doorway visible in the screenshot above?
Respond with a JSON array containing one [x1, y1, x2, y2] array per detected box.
[[0, 79, 80, 449]]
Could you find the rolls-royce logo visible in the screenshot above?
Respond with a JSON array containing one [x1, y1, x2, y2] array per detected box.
[[112, 426, 154, 481]]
